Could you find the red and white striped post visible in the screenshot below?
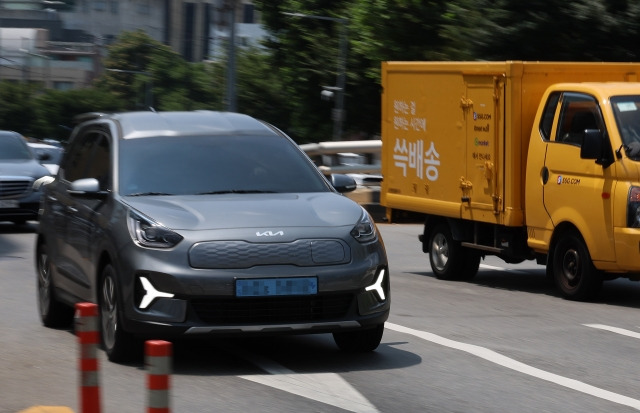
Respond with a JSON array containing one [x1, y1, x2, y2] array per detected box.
[[75, 302, 101, 413], [145, 340, 172, 413]]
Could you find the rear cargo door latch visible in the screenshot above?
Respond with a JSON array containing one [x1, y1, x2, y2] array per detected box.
[[459, 176, 472, 202]]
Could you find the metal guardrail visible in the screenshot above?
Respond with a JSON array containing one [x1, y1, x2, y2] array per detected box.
[[300, 140, 382, 175]]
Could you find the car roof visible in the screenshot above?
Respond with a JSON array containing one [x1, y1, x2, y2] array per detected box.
[[28, 142, 61, 150], [0, 130, 24, 139], [78, 111, 279, 140]]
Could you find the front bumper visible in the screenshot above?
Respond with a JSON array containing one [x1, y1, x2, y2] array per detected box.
[[116, 237, 390, 338]]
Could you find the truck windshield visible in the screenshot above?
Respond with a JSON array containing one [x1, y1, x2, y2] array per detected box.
[[611, 96, 640, 157]]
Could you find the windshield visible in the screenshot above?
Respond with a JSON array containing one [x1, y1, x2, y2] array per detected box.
[[119, 134, 330, 196], [0, 135, 34, 160], [611, 96, 640, 158]]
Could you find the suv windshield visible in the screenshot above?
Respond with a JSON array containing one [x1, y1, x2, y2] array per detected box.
[[0, 135, 34, 160], [119, 134, 330, 196]]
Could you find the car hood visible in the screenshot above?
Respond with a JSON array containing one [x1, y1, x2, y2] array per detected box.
[[123, 192, 363, 231], [0, 159, 50, 178]]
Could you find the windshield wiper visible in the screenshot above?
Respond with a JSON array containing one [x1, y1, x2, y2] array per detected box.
[[126, 192, 174, 196], [197, 190, 276, 195]]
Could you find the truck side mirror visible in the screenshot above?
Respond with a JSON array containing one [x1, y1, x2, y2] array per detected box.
[[580, 129, 601, 159], [581, 129, 613, 167]]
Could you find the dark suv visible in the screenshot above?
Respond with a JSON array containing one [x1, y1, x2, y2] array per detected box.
[[0, 131, 51, 224], [36, 111, 390, 361]]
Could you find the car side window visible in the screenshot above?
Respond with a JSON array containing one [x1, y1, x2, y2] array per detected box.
[[62, 131, 98, 182], [61, 127, 111, 189], [86, 135, 111, 191]]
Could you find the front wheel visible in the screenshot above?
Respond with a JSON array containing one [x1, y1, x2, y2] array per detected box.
[[552, 231, 602, 301], [99, 264, 136, 362], [333, 324, 384, 352], [428, 223, 480, 280]]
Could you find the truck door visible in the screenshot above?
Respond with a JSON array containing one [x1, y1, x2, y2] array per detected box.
[[542, 92, 615, 262], [463, 75, 502, 214]]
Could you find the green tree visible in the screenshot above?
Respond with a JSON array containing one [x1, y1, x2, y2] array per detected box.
[[0, 81, 38, 136], [95, 30, 220, 111], [234, 46, 291, 131], [31, 88, 123, 142], [255, 0, 355, 142]]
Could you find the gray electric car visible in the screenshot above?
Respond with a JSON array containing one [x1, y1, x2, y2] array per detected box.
[[35, 111, 390, 361]]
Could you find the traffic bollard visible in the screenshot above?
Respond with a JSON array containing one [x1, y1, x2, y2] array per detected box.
[[145, 340, 172, 413], [75, 302, 101, 413]]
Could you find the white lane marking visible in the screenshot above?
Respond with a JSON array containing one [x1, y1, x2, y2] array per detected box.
[[585, 324, 640, 340], [386, 322, 640, 410], [237, 352, 380, 413]]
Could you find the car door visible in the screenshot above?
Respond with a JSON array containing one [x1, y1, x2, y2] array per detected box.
[[53, 127, 111, 301], [542, 92, 616, 262]]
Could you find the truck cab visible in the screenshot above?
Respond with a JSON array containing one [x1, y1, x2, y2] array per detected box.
[[526, 84, 640, 299]]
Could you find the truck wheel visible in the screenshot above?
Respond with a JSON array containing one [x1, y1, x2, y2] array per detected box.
[[552, 231, 602, 301], [428, 223, 480, 280]]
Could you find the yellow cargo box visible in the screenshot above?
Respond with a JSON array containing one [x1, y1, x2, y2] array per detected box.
[[381, 61, 640, 226]]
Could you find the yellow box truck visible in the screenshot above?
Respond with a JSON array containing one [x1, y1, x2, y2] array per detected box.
[[380, 61, 640, 300]]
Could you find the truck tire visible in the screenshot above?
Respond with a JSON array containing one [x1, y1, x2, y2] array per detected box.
[[551, 231, 602, 301], [428, 223, 480, 281]]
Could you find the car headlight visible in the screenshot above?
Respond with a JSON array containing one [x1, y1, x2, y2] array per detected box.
[[127, 209, 183, 248], [350, 207, 377, 243]]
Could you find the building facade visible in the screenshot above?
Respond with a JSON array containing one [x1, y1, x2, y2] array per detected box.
[[0, 0, 263, 89]]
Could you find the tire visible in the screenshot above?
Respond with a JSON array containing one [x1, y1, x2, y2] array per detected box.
[[99, 264, 136, 362], [552, 231, 602, 301], [428, 223, 480, 281], [36, 241, 74, 328], [333, 324, 384, 353]]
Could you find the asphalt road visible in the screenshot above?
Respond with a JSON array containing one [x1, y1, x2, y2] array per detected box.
[[3, 221, 640, 412]]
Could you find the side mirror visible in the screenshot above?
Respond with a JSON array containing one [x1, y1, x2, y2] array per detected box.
[[38, 152, 51, 162], [69, 178, 101, 195], [330, 174, 357, 193], [581, 129, 613, 167], [580, 129, 602, 160], [33, 175, 55, 190]]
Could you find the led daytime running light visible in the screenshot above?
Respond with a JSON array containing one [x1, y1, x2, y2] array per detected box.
[[139, 277, 174, 309], [365, 268, 386, 301]]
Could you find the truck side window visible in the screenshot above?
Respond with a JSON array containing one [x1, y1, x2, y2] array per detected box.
[[555, 93, 603, 147], [539, 92, 561, 141]]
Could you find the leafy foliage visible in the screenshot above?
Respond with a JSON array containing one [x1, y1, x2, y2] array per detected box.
[[5, 1, 640, 143]]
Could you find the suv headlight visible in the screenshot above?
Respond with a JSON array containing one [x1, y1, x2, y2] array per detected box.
[[127, 209, 183, 248], [350, 207, 377, 243]]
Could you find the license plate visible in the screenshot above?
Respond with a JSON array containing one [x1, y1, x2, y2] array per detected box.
[[0, 200, 18, 208], [236, 277, 318, 297]]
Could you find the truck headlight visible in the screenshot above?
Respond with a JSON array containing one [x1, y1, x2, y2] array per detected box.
[[127, 209, 183, 248], [627, 187, 640, 228]]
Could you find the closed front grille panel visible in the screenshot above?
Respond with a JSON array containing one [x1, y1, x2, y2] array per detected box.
[[190, 293, 354, 324], [189, 239, 350, 269], [0, 178, 32, 198]]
